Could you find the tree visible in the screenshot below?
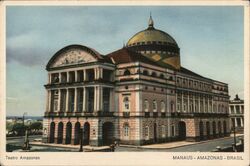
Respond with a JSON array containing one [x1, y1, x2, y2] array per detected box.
[[12, 123, 27, 136], [6, 122, 14, 134], [29, 121, 42, 134]]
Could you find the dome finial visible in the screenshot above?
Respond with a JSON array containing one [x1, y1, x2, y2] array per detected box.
[[148, 12, 154, 28]]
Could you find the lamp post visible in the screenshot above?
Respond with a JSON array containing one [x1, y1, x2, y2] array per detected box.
[[79, 127, 83, 152], [22, 112, 27, 136], [233, 121, 237, 152]]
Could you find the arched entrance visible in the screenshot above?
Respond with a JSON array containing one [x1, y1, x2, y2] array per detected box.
[[223, 121, 227, 136], [218, 121, 222, 137], [206, 121, 210, 139], [57, 122, 63, 144], [83, 122, 90, 145], [178, 121, 186, 140], [102, 122, 114, 145], [212, 121, 216, 138], [49, 122, 55, 143], [74, 122, 81, 145], [199, 121, 204, 141], [65, 122, 72, 144], [154, 123, 157, 143]]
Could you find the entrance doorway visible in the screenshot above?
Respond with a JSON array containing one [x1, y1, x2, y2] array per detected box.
[[102, 122, 114, 145], [65, 122, 72, 144], [57, 122, 63, 144], [49, 122, 55, 143], [178, 121, 186, 140], [83, 122, 90, 145], [199, 121, 204, 140], [154, 123, 157, 143]]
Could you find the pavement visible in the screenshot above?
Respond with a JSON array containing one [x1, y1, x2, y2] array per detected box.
[[30, 142, 110, 151], [27, 134, 243, 152], [8, 133, 243, 152]]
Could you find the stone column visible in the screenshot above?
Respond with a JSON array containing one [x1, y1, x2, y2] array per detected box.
[[94, 86, 97, 111], [234, 118, 238, 127], [187, 93, 190, 113], [211, 98, 214, 113], [83, 69, 87, 81], [67, 71, 69, 83], [74, 88, 78, 112], [58, 89, 61, 112], [47, 90, 51, 112], [99, 86, 103, 111], [109, 88, 113, 112], [83, 87, 86, 112], [99, 68, 103, 79], [181, 92, 184, 112], [94, 68, 98, 80], [241, 118, 243, 127], [198, 95, 201, 113], [75, 71, 78, 82], [65, 89, 69, 112], [95, 86, 100, 111], [59, 72, 61, 83], [203, 96, 206, 113]]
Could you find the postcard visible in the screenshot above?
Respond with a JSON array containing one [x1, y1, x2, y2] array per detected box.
[[0, 1, 249, 166]]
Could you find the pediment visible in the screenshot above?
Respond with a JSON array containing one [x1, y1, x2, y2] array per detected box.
[[48, 45, 100, 69]]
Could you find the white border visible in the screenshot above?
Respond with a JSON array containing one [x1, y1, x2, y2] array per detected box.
[[0, 1, 249, 166]]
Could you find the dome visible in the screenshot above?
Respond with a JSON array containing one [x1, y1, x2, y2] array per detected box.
[[126, 15, 180, 69]]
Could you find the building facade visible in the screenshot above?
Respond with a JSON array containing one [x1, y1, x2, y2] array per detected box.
[[42, 16, 230, 146], [229, 95, 244, 133]]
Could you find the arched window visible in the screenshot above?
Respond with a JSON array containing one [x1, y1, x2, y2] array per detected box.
[[213, 104, 217, 113], [153, 100, 157, 112], [124, 69, 130, 76], [160, 101, 165, 112], [171, 125, 175, 136], [221, 105, 224, 113], [123, 97, 130, 112], [160, 74, 164, 79], [143, 70, 148, 76], [144, 100, 149, 112], [151, 72, 157, 77], [170, 101, 174, 112], [145, 126, 150, 140], [124, 124, 129, 139], [161, 125, 166, 137]]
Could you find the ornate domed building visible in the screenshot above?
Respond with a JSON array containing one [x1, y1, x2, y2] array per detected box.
[[42, 16, 230, 146], [127, 15, 180, 69]]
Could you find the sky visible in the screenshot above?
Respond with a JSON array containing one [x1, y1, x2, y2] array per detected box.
[[6, 6, 244, 116]]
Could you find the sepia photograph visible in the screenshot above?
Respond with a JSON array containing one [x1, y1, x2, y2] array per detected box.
[[1, 1, 249, 166]]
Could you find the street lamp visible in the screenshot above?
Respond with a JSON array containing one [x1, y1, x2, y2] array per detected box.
[[79, 127, 84, 152], [232, 121, 237, 152], [22, 112, 27, 136]]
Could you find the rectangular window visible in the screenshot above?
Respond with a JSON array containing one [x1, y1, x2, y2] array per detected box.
[[171, 126, 175, 137]]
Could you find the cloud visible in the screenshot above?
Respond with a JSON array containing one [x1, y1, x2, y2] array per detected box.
[[6, 31, 51, 66]]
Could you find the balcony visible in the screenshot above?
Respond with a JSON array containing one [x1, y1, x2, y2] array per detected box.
[[123, 112, 130, 118], [145, 112, 150, 118], [97, 111, 114, 117], [170, 112, 229, 118], [161, 113, 166, 117], [153, 112, 158, 118]]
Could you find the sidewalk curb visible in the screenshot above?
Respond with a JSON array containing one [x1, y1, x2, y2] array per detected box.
[[120, 136, 240, 150], [7, 135, 42, 140]]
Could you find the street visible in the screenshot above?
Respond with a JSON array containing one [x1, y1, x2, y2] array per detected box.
[[115, 136, 243, 152], [7, 135, 42, 147], [7, 135, 243, 152]]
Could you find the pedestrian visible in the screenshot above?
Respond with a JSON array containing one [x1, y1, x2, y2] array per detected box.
[[110, 144, 115, 152]]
